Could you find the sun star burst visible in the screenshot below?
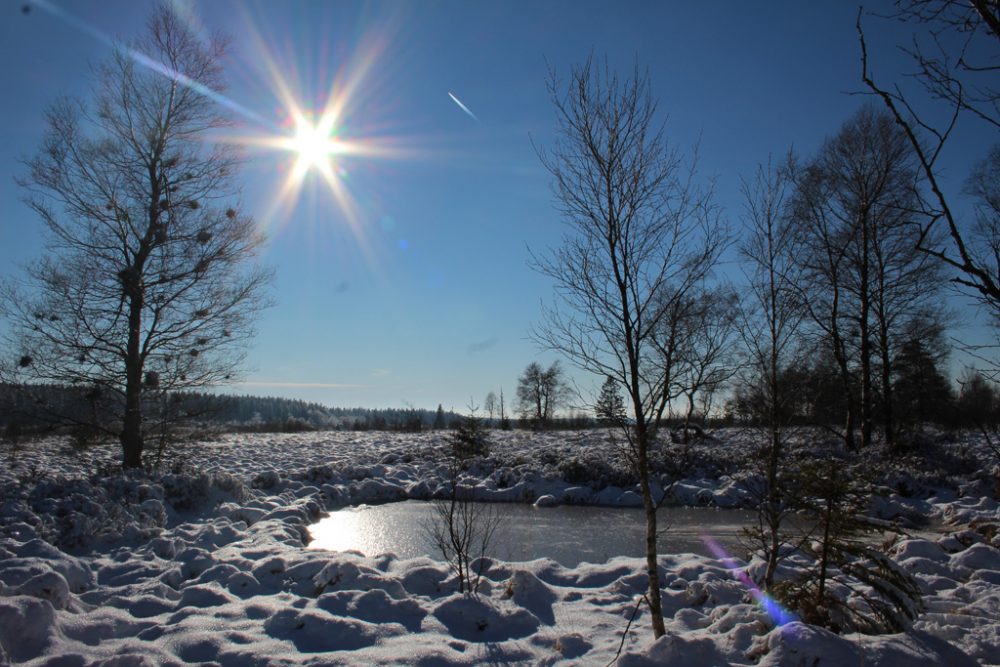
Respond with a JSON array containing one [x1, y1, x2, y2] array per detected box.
[[205, 8, 422, 276], [285, 111, 343, 180]]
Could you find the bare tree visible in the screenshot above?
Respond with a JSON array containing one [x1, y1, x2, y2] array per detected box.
[[788, 105, 937, 449], [532, 57, 725, 638], [1, 7, 272, 468], [515, 361, 570, 429], [483, 391, 498, 426], [736, 159, 807, 590], [672, 285, 740, 442], [788, 158, 860, 449], [499, 387, 510, 430], [963, 145, 1000, 376], [426, 404, 503, 594]]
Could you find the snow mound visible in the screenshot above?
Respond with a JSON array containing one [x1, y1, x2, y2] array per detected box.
[[432, 595, 541, 642]]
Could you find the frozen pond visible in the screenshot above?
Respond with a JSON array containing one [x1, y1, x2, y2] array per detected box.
[[307, 501, 757, 566]]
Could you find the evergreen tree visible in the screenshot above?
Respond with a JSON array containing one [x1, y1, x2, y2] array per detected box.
[[892, 337, 954, 437], [451, 403, 490, 459], [595, 376, 626, 426], [433, 404, 446, 430], [774, 458, 922, 634], [957, 371, 999, 429]]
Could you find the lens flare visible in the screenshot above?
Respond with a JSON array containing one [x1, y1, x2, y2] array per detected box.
[[701, 535, 797, 626], [28, 0, 419, 272], [212, 4, 422, 273]]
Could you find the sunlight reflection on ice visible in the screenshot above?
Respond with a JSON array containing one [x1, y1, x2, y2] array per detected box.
[[307, 502, 756, 567], [305, 505, 366, 553], [306, 503, 435, 558]]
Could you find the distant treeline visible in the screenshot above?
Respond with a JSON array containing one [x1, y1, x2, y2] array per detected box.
[[0, 383, 450, 434], [172, 394, 598, 431], [216, 394, 450, 432], [0, 383, 603, 436]]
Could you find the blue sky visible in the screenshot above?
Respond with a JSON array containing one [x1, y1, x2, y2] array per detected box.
[[0, 1, 993, 411]]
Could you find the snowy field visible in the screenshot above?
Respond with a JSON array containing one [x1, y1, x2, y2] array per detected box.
[[1, 429, 998, 666]]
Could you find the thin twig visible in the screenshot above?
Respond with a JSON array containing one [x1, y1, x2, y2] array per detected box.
[[605, 593, 650, 667]]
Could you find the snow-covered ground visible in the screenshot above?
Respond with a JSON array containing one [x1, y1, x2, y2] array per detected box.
[[0, 430, 998, 666]]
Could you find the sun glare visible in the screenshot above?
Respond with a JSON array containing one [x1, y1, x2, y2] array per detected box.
[[204, 5, 422, 274], [286, 111, 343, 178], [221, 45, 389, 240]]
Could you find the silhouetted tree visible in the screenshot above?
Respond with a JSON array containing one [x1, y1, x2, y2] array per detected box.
[[736, 159, 807, 590], [892, 335, 955, 439], [956, 370, 1000, 465], [532, 57, 725, 638], [433, 404, 446, 430], [515, 361, 570, 429], [483, 391, 498, 426], [789, 106, 940, 450], [1, 7, 271, 468], [673, 285, 740, 439], [595, 376, 627, 427], [957, 370, 999, 428]]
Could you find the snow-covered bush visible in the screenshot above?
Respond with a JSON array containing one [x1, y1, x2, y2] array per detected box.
[[162, 466, 247, 510], [558, 453, 634, 489], [211, 471, 248, 503], [0, 469, 167, 550], [161, 470, 213, 510], [252, 470, 282, 489], [304, 464, 337, 483]]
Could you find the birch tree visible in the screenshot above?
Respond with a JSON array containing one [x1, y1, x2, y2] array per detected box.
[[532, 57, 725, 638]]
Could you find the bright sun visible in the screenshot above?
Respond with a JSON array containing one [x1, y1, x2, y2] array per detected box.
[[286, 111, 343, 178], [218, 22, 408, 249]]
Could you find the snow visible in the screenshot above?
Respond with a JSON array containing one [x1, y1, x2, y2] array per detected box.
[[0, 429, 997, 665]]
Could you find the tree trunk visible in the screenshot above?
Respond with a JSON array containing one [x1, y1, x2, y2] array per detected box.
[[859, 212, 874, 449], [121, 291, 144, 468], [119, 155, 162, 469], [880, 327, 895, 450], [830, 319, 857, 451], [764, 372, 782, 588], [860, 331, 874, 449], [763, 240, 784, 590], [817, 495, 833, 603], [536, 388, 543, 430], [682, 393, 696, 446], [635, 421, 666, 638]]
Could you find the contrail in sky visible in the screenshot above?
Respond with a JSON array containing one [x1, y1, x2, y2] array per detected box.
[[448, 91, 478, 120]]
